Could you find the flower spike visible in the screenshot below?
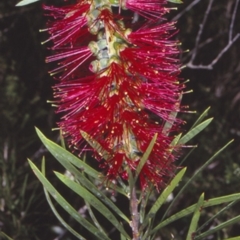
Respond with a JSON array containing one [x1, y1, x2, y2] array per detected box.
[[43, 0, 183, 189]]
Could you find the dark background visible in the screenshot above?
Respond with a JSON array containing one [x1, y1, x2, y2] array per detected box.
[[0, 0, 240, 239]]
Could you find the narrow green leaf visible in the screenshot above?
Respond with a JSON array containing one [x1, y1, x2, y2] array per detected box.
[[196, 199, 239, 234], [120, 234, 125, 240], [36, 127, 100, 179], [41, 158, 86, 240], [80, 130, 110, 160], [151, 193, 240, 233], [19, 175, 28, 208], [140, 168, 186, 232], [76, 168, 129, 221], [85, 201, 107, 236], [37, 129, 126, 197], [20, 174, 28, 195], [44, 187, 87, 240], [163, 94, 182, 134], [134, 134, 157, 182], [163, 112, 178, 134], [16, 0, 39, 6], [117, 176, 130, 195], [38, 147, 128, 221], [186, 193, 204, 240], [126, 165, 134, 191], [55, 172, 131, 239], [178, 147, 196, 166], [190, 107, 211, 130], [195, 215, 240, 240], [28, 159, 110, 240], [171, 133, 182, 146], [179, 118, 213, 144], [167, 0, 183, 3], [142, 219, 154, 240], [0, 231, 14, 240], [224, 237, 240, 240], [40, 146, 128, 221], [161, 140, 233, 222]]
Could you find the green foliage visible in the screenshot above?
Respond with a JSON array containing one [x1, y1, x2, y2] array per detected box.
[[186, 193, 204, 240], [54, 172, 130, 238], [179, 118, 213, 144], [194, 215, 240, 240], [28, 159, 113, 240], [140, 168, 187, 233], [44, 184, 86, 240], [29, 113, 240, 239], [36, 128, 101, 180]]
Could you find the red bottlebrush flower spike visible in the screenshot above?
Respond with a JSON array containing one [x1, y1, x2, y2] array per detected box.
[[43, 0, 184, 189]]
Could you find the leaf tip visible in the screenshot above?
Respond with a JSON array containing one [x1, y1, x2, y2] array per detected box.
[[15, 0, 40, 7]]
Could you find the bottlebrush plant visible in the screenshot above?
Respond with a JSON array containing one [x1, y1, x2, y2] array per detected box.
[[41, 0, 185, 191], [11, 0, 240, 239]]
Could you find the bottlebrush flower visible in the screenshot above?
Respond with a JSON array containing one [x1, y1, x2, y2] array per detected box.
[[43, 0, 184, 189]]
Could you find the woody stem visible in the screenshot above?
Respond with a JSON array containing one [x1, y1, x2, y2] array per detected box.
[[130, 186, 140, 240]]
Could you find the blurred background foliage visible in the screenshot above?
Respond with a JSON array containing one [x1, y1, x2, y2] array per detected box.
[[0, 0, 239, 239]]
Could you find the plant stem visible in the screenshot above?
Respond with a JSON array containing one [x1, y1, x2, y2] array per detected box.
[[130, 186, 140, 240]]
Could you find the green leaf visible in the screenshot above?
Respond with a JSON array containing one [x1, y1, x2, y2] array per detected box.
[[41, 146, 128, 221], [179, 118, 213, 144], [28, 159, 110, 240], [163, 94, 182, 134], [224, 237, 240, 240], [36, 128, 126, 196], [162, 112, 178, 135], [16, 0, 39, 7], [41, 158, 87, 240], [55, 172, 131, 239], [190, 107, 211, 130], [36, 127, 100, 179], [161, 140, 233, 222], [134, 133, 157, 182], [186, 193, 204, 240], [0, 232, 14, 240], [120, 233, 126, 240], [19, 174, 28, 208], [167, 0, 183, 3], [85, 201, 107, 236], [36, 129, 127, 196], [171, 133, 182, 146], [151, 193, 240, 233], [44, 187, 87, 240], [34, 139, 128, 222], [196, 199, 239, 234], [126, 165, 134, 191], [80, 130, 110, 160], [36, 129, 130, 223], [195, 215, 240, 240], [140, 168, 186, 233]]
